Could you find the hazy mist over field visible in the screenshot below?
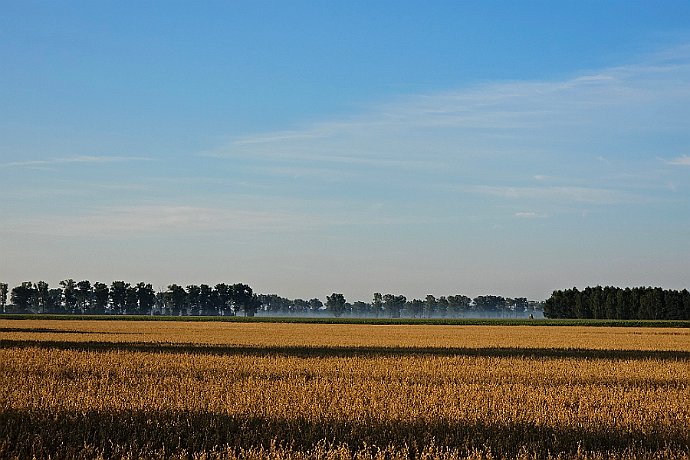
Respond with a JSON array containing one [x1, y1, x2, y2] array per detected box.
[[1, 2, 689, 301]]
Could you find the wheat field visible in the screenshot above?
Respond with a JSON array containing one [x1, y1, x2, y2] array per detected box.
[[1, 320, 689, 459]]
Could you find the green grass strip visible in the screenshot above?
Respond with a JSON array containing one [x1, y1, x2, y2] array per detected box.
[[1, 313, 689, 327]]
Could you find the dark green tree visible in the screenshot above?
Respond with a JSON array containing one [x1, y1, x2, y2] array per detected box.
[[186, 285, 201, 315], [683, 289, 690, 320], [11, 282, 35, 312], [382, 294, 406, 318], [47, 288, 63, 313], [60, 279, 78, 314], [198, 284, 214, 316], [574, 288, 591, 318], [93, 282, 109, 314], [166, 284, 187, 316], [109, 281, 129, 314], [406, 298, 424, 318], [543, 291, 559, 318], [135, 283, 156, 315], [259, 294, 291, 315], [351, 301, 370, 317], [424, 295, 437, 318], [34, 281, 50, 314], [326, 293, 346, 317], [125, 285, 138, 314], [372, 293, 383, 318], [76, 280, 92, 314], [447, 295, 471, 317], [291, 298, 310, 315], [436, 296, 449, 317], [207, 285, 221, 316], [232, 283, 255, 316], [513, 297, 528, 313], [590, 286, 605, 319], [214, 283, 233, 316], [663, 290, 683, 320], [615, 288, 630, 319], [604, 288, 617, 318], [473, 295, 507, 316], [0, 282, 7, 313], [308, 298, 323, 315]]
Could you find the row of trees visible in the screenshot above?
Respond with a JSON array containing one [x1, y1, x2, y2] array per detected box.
[[0, 280, 542, 318], [284, 292, 539, 318], [544, 286, 690, 320], [0, 280, 259, 316]]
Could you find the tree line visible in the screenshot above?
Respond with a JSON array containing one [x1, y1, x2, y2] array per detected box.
[[544, 286, 690, 320], [0, 280, 542, 318], [0, 280, 259, 316], [304, 293, 541, 318]]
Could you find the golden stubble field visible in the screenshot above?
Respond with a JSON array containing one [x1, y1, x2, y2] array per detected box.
[[1, 319, 689, 459]]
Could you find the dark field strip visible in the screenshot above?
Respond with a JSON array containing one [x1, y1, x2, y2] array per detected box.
[[0, 327, 111, 334], [2, 339, 689, 361], [1, 408, 688, 459], [2, 313, 690, 327]]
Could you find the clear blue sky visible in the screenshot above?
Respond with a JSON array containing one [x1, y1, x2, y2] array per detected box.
[[1, 1, 689, 301]]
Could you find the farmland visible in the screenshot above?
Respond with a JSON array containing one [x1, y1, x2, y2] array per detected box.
[[1, 320, 689, 459]]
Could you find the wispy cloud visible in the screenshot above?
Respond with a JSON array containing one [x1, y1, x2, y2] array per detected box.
[[2, 205, 318, 237], [203, 45, 690, 207], [231, 130, 329, 146], [1, 201, 438, 237], [514, 212, 547, 219], [666, 155, 690, 166], [454, 185, 640, 205], [0, 155, 153, 169]]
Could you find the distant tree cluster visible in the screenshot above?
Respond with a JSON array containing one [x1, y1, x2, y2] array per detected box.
[[544, 286, 690, 320], [0, 280, 259, 316], [259, 292, 540, 318]]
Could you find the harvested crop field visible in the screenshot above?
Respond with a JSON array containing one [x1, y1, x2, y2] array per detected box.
[[1, 319, 689, 459]]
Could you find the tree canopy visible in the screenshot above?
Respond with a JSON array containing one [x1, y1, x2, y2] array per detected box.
[[544, 286, 690, 320]]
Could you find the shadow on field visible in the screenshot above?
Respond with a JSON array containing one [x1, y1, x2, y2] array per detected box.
[[0, 327, 111, 334], [1, 408, 688, 459], [1, 339, 689, 361]]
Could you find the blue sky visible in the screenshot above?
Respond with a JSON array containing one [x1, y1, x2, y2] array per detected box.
[[1, 1, 689, 301]]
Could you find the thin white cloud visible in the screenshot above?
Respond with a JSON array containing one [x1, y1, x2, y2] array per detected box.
[[596, 156, 611, 164], [666, 155, 690, 166], [232, 130, 329, 146], [0, 155, 153, 169], [514, 211, 547, 219], [193, 48, 690, 226], [1, 202, 439, 237], [2, 205, 319, 237], [205, 46, 690, 187], [458, 185, 639, 205]]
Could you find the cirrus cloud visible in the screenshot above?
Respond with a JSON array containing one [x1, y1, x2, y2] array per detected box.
[[666, 155, 690, 166], [0, 155, 153, 169]]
